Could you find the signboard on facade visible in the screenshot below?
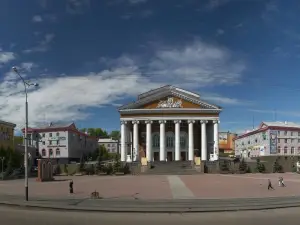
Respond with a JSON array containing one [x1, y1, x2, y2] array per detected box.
[[48, 137, 66, 141], [219, 132, 228, 145], [269, 130, 277, 154], [47, 145, 66, 148]]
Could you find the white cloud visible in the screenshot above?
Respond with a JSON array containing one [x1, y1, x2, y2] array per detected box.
[[32, 15, 43, 23], [66, 0, 90, 14], [202, 94, 251, 105], [128, 0, 147, 4], [1, 40, 246, 129], [216, 29, 225, 36], [148, 40, 245, 87], [205, 0, 231, 10], [3, 62, 37, 81], [23, 33, 55, 53], [0, 51, 15, 65]]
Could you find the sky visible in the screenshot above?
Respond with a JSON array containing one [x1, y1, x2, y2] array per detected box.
[[1, 0, 300, 135]]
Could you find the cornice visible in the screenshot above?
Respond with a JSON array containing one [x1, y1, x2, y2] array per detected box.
[[119, 108, 221, 114]]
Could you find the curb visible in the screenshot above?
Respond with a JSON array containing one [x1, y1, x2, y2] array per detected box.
[[1, 200, 300, 213]]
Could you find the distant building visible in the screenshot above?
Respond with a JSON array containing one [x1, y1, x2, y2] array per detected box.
[[0, 120, 16, 150], [98, 137, 119, 154], [218, 132, 237, 155], [21, 122, 98, 164], [234, 121, 300, 158]]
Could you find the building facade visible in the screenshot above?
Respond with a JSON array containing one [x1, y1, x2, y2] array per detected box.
[[0, 120, 16, 150], [98, 137, 119, 153], [22, 122, 98, 164], [118, 85, 222, 162], [234, 121, 300, 158], [219, 132, 237, 156]]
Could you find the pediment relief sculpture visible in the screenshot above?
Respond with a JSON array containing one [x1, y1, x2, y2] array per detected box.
[[157, 97, 182, 108]]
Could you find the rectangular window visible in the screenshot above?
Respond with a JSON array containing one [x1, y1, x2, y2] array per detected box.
[[49, 140, 52, 145], [298, 132, 300, 136], [291, 132, 294, 136], [57, 140, 59, 145], [42, 141, 45, 145], [42, 133, 45, 137], [278, 131, 280, 135], [284, 131, 287, 135], [291, 139, 294, 143], [278, 139, 280, 143], [298, 139, 300, 143], [49, 133, 52, 137], [285, 139, 287, 143], [56, 132, 59, 136]]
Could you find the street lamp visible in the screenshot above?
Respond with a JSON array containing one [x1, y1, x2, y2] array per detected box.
[[0, 157, 4, 180], [12, 66, 39, 201]]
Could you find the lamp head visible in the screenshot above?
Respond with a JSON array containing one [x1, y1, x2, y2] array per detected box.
[[12, 66, 18, 72], [33, 83, 39, 87]]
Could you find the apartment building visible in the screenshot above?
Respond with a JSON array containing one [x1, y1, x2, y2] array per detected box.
[[234, 121, 300, 158], [98, 137, 119, 153], [22, 122, 98, 164], [0, 120, 16, 150]]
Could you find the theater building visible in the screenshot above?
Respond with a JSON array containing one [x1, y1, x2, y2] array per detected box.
[[118, 85, 222, 162]]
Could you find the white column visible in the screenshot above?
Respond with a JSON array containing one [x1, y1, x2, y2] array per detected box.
[[213, 120, 220, 161], [159, 120, 166, 161], [174, 120, 181, 161], [120, 120, 127, 162], [188, 120, 195, 161], [146, 120, 153, 161], [201, 120, 208, 161], [132, 120, 139, 162]]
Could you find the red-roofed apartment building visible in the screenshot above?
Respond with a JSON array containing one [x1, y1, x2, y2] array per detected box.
[[234, 121, 300, 158], [22, 122, 98, 164]]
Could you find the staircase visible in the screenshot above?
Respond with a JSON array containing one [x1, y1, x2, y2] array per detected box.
[[143, 161, 201, 175]]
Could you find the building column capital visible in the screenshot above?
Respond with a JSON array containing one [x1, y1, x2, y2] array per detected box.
[[132, 120, 139, 124], [145, 120, 153, 124], [120, 120, 127, 125], [159, 120, 167, 124], [188, 120, 195, 124], [200, 120, 208, 124], [213, 120, 220, 124], [174, 120, 181, 124]]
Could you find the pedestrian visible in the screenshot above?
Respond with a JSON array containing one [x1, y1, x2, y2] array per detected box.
[[268, 179, 274, 190], [69, 180, 74, 194], [279, 177, 286, 187]]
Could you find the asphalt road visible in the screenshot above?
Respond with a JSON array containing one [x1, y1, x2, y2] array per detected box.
[[1, 206, 300, 225]]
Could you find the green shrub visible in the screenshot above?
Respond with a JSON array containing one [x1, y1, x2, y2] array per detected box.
[[63, 164, 68, 174], [220, 160, 229, 172], [273, 159, 283, 173], [255, 158, 266, 173], [239, 159, 248, 173]]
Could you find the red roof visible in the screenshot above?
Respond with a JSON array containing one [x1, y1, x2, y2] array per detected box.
[[21, 122, 97, 139], [233, 125, 300, 141]]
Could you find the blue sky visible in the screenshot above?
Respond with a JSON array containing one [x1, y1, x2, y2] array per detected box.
[[1, 0, 300, 135]]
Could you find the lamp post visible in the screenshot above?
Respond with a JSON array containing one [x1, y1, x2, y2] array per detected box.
[[0, 157, 4, 180], [12, 66, 38, 201]]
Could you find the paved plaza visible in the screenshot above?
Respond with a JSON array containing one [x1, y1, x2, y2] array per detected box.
[[0, 173, 300, 200]]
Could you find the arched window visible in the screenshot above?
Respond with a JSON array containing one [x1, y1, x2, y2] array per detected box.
[[42, 149, 46, 157], [180, 132, 187, 148], [152, 133, 160, 148], [291, 147, 295, 155], [166, 132, 174, 148], [277, 146, 281, 153], [284, 146, 288, 154], [49, 149, 53, 157], [56, 148, 60, 156]]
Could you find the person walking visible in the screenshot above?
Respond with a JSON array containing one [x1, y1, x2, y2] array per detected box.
[[279, 177, 286, 187], [268, 179, 274, 190]]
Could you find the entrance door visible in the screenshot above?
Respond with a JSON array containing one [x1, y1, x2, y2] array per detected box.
[[181, 152, 186, 161], [167, 152, 173, 161], [153, 152, 159, 161]]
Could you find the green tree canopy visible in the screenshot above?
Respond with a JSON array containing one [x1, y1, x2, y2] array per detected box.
[[109, 130, 120, 140], [79, 128, 108, 137]]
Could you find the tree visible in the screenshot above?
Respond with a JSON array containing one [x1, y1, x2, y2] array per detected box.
[[255, 158, 266, 173], [110, 130, 120, 140], [273, 158, 283, 173], [239, 158, 248, 173]]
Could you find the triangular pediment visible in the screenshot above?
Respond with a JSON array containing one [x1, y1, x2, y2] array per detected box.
[[119, 85, 221, 110]]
